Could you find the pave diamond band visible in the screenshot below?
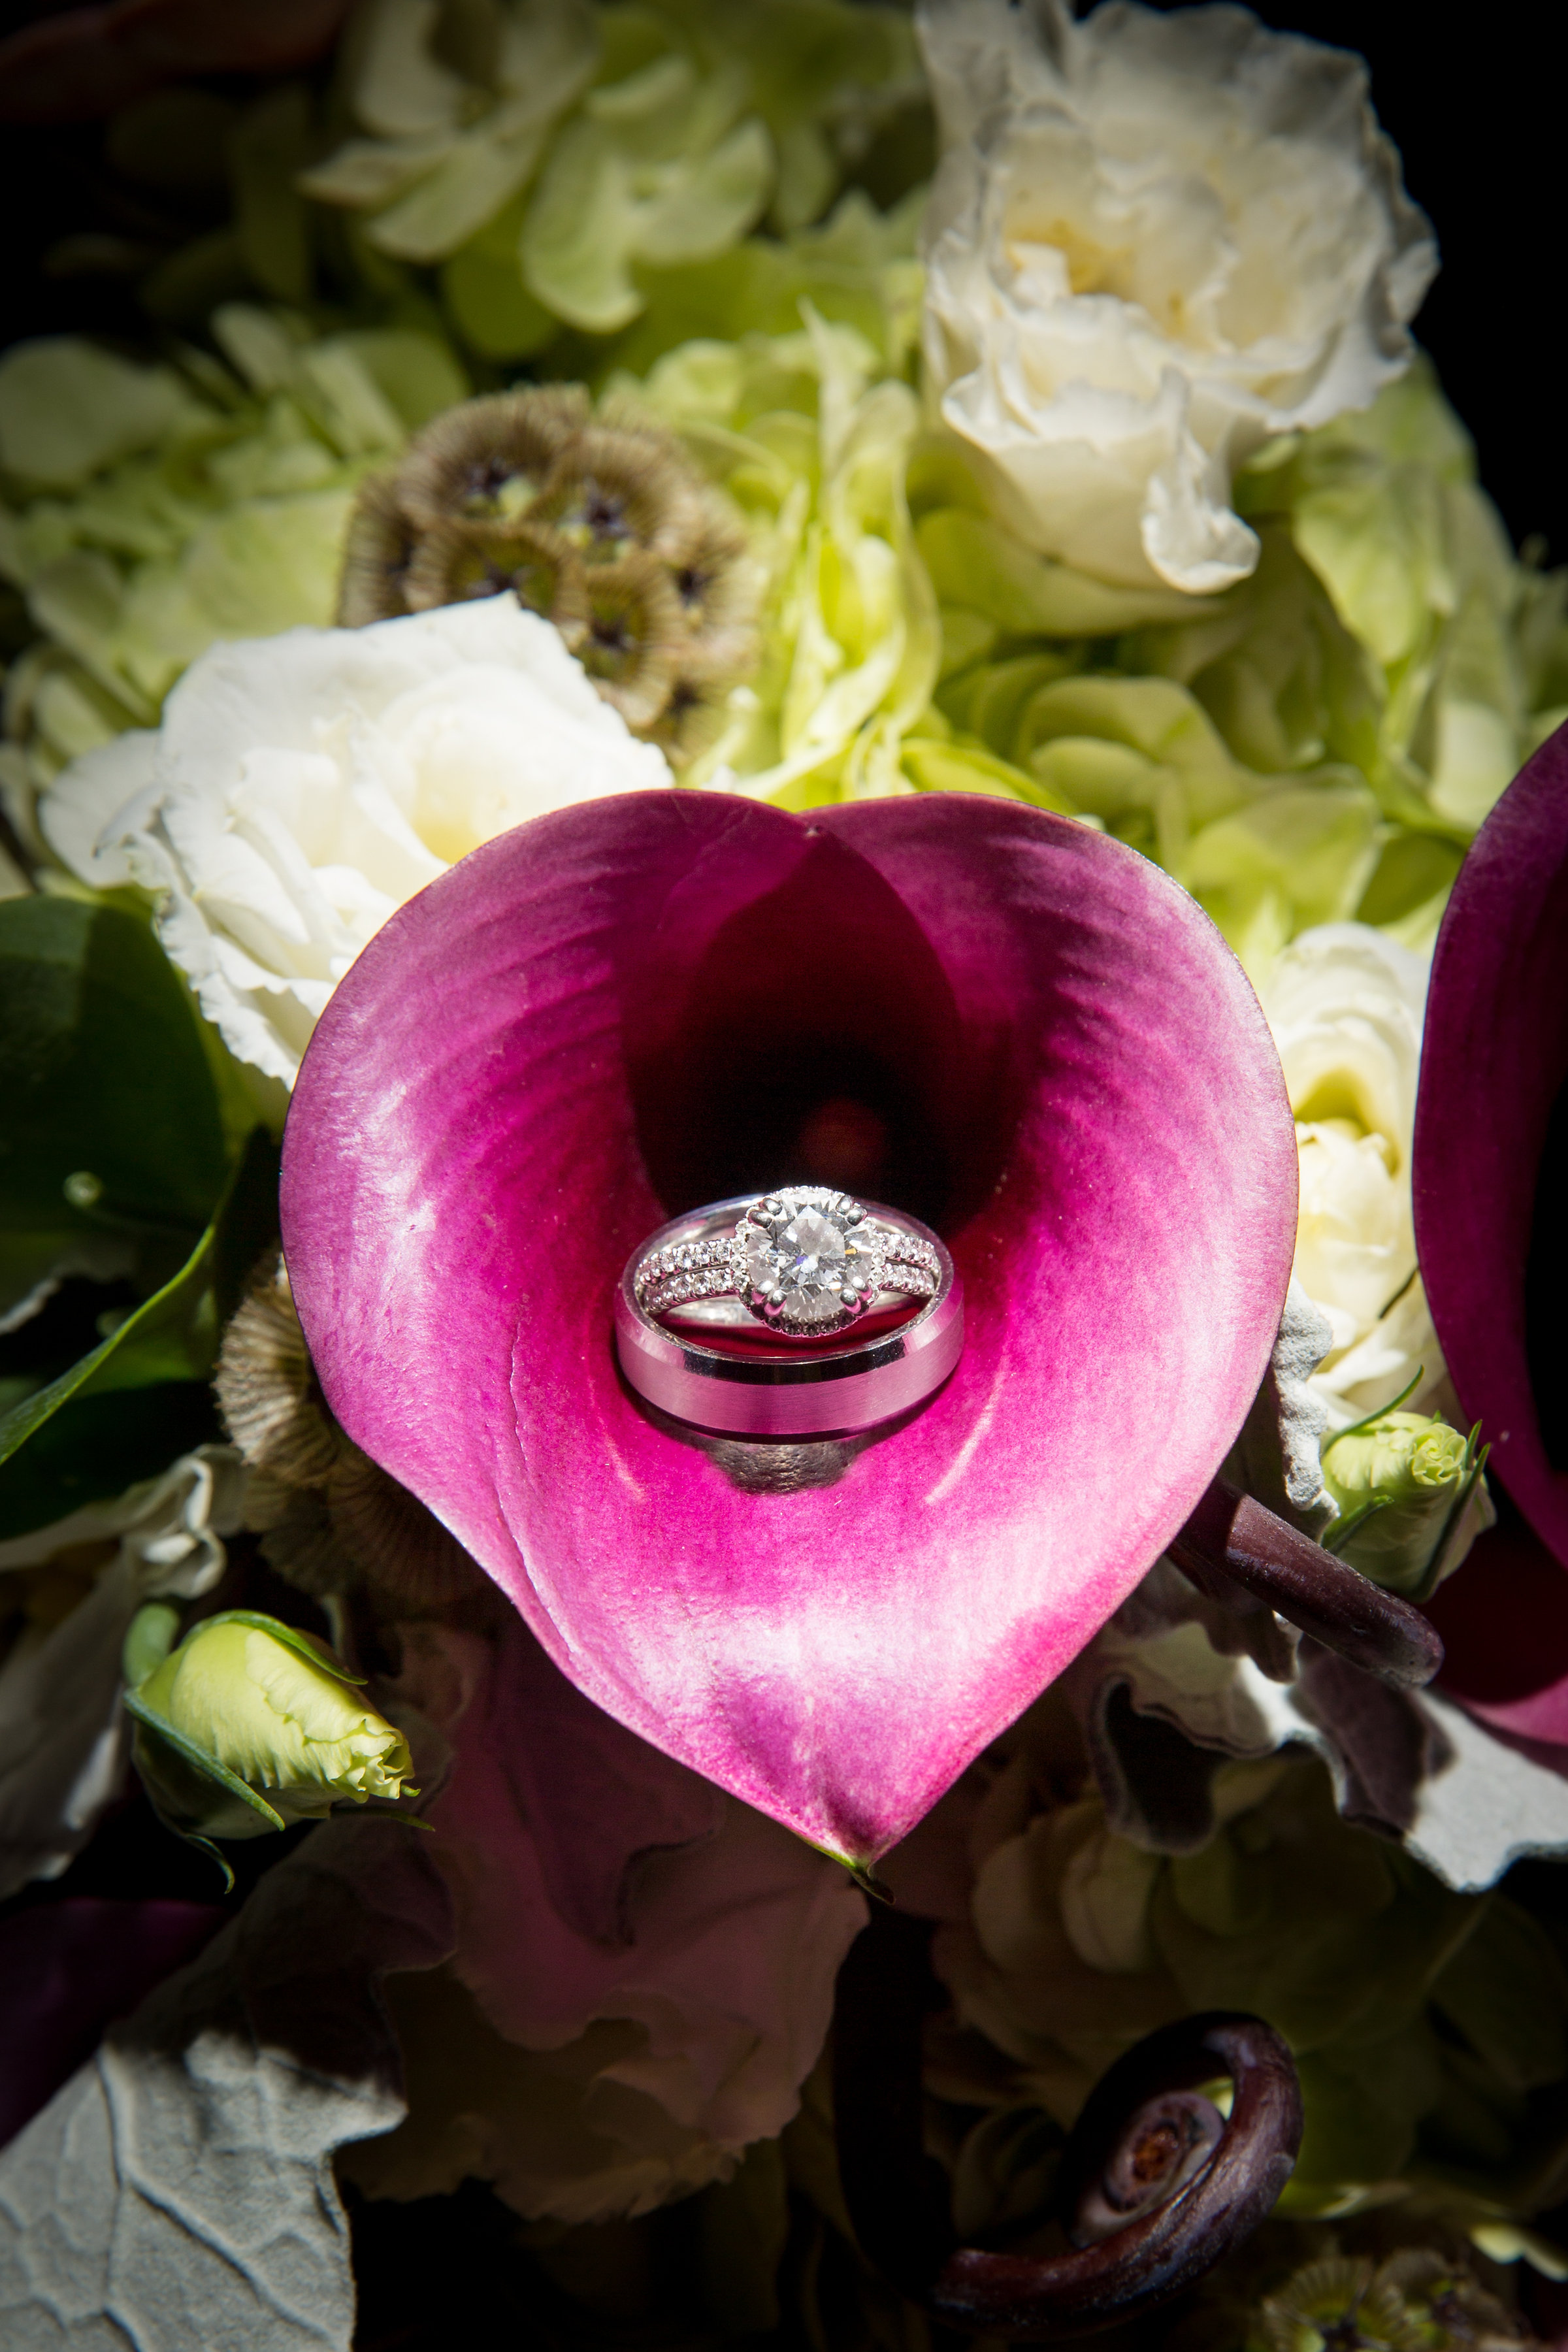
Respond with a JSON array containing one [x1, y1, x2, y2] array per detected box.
[[634, 1186, 941, 1339], [616, 1190, 963, 1437]]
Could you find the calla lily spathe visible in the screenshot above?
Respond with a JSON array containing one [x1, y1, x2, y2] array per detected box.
[[1414, 721, 1568, 1747], [282, 790, 1298, 1864]]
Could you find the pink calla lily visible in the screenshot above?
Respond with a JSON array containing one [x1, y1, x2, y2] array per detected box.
[[1414, 723, 1568, 1746], [282, 791, 1298, 1865]]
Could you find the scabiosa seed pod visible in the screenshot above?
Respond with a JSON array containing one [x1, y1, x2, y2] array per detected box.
[[393, 385, 589, 532], [214, 1258, 346, 1490], [336, 472, 422, 627], [216, 1255, 487, 1618], [336, 387, 760, 754], [670, 511, 759, 670], [402, 515, 590, 650], [578, 549, 687, 730], [533, 420, 706, 567]]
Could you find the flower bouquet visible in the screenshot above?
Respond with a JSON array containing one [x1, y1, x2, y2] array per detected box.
[[1, 1, 1566, 2345]]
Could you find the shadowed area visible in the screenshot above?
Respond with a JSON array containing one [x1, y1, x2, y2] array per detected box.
[[622, 821, 1018, 1233]]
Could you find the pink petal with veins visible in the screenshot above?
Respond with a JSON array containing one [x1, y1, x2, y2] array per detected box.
[[283, 791, 1297, 1863]]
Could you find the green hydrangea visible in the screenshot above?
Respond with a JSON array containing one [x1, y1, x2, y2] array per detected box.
[[0, 308, 466, 828], [619, 244, 936, 795], [898, 361, 1568, 979], [939, 1753, 1568, 2234], [299, 0, 926, 358]]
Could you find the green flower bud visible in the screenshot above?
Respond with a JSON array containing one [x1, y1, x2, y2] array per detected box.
[[126, 1610, 414, 1863], [1320, 1401, 1489, 1600]]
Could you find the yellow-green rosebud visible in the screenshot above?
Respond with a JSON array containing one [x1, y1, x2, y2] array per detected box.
[[126, 1610, 414, 1857], [1320, 1407, 1488, 1599]]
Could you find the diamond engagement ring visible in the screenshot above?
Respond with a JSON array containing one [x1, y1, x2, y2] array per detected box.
[[636, 1186, 941, 1339], [616, 1187, 963, 1437]]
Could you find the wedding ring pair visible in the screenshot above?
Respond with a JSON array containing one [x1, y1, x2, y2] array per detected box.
[[615, 1185, 962, 1438]]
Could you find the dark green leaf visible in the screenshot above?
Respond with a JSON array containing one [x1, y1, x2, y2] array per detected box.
[[0, 1382, 220, 1537], [0, 1127, 278, 1535], [0, 895, 227, 1319]]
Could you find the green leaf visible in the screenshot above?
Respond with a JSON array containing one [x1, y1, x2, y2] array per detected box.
[[0, 896, 227, 1322], [124, 1685, 289, 1833], [0, 1382, 220, 1540], [0, 1126, 278, 1536]]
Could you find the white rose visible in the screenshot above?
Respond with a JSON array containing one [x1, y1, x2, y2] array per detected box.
[[39, 599, 672, 1088], [916, 0, 1436, 593], [1262, 921, 1440, 1422]]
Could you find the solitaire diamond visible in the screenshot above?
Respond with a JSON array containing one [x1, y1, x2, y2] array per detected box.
[[630, 1188, 942, 1337], [730, 1187, 887, 1336]]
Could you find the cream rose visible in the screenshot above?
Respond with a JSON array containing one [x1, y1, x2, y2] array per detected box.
[[1262, 921, 1439, 1422], [916, 0, 1436, 593], [39, 599, 671, 1088]]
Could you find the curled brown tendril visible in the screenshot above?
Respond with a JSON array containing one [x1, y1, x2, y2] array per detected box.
[[1169, 1477, 1444, 1688], [833, 1911, 1303, 2341]]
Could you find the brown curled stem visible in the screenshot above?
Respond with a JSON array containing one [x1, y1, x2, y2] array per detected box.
[[1169, 1478, 1444, 1688], [833, 1910, 1303, 2341]]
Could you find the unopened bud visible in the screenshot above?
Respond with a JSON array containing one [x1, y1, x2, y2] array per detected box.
[[1320, 1407, 1488, 1599], [127, 1610, 414, 1861]]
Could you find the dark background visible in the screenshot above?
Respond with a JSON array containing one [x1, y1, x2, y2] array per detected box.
[[0, 0, 1562, 559]]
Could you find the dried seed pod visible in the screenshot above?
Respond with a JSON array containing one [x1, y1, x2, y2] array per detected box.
[[336, 472, 419, 626], [393, 387, 589, 532], [335, 389, 762, 745], [215, 1256, 346, 1489], [670, 511, 755, 647], [578, 552, 685, 729], [257, 1483, 353, 1601], [534, 422, 706, 568], [645, 672, 737, 766], [323, 1445, 489, 1618], [402, 517, 589, 649], [1259, 2257, 1424, 2352]]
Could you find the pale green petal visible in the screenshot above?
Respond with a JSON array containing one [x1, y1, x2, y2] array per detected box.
[[366, 125, 546, 261], [351, 0, 468, 138], [1180, 780, 1381, 977], [1292, 461, 1448, 669], [917, 508, 1217, 635], [0, 342, 191, 491], [298, 129, 456, 208], [523, 120, 641, 331], [440, 200, 559, 358], [114, 491, 355, 701], [328, 329, 468, 433], [631, 118, 772, 267], [902, 733, 1076, 815], [585, 50, 697, 131]]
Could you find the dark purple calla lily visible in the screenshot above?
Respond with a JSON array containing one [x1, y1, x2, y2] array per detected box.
[[1413, 723, 1568, 1746], [0, 1897, 223, 2149], [282, 791, 1298, 1865]]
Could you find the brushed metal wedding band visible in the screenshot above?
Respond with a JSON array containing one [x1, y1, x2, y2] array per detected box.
[[615, 1192, 964, 1438]]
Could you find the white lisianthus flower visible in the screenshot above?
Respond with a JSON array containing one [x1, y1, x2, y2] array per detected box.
[[916, 0, 1437, 593], [1262, 922, 1440, 1423], [39, 600, 672, 1087]]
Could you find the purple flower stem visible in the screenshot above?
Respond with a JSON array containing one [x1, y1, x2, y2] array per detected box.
[[833, 1910, 1303, 2339], [1168, 1479, 1443, 1687]]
